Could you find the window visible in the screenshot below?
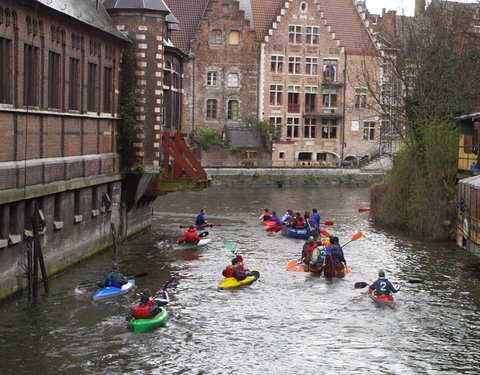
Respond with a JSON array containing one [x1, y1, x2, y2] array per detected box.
[[269, 84, 283, 106], [87, 62, 97, 112], [206, 99, 218, 119], [306, 26, 319, 44], [69, 58, 80, 110], [279, 151, 285, 159], [304, 118, 317, 138], [323, 59, 338, 82], [24, 44, 39, 106], [287, 117, 300, 138], [48, 52, 61, 108], [298, 152, 312, 161], [288, 56, 301, 74], [300, 2, 308, 12], [363, 121, 375, 140], [270, 55, 284, 73], [305, 86, 317, 112], [103, 66, 113, 113], [222, 3, 230, 14], [288, 86, 300, 113], [355, 88, 367, 108], [321, 119, 338, 139], [227, 100, 239, 120], [227, 72, 239, 87], [0, 37, 12, 104], [322, 88, 338, 107], [289, 25, 301, 43], [228, 30, 240, 45], [269, 116, 283, 139], [210, 29, 222, 45], [206, 71, 218, 87], [305, 57, 318, 75]]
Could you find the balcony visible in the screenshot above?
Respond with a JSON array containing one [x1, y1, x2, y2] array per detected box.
[[322, 79, 344, 88]]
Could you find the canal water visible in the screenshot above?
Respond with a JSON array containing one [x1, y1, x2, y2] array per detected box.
[[1, 186, 480, 374]]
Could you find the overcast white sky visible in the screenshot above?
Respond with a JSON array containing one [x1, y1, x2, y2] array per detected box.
[[366, 0, 479, 16]]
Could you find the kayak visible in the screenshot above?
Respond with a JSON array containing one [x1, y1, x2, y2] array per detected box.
[[281, 226, 330, 239], [358, 207, 370, 212], [92, 279, 136, 301], [368, 287, 394, 307], [127, 307, 168, 332], [262, 220, 277, 227], [173, 238, 212, 250], [218, 270, 260, 289]]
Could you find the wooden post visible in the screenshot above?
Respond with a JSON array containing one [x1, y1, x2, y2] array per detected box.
[[111, 222, 118, 253]]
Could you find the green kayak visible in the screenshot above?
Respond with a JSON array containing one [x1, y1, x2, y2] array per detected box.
[[127, 307, 168, 333]]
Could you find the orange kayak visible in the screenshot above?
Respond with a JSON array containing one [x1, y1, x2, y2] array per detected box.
[[368, 287, 394, 307]]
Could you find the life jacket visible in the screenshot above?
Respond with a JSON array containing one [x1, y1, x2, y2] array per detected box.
[[224, 265, 235, 278], [184, 228, 200, 243], [304, 243, 317, 262], [106, 272, 121, 288], [133, 305, 158, 319], [262, 211, 271, 220], [294, 217, 304, 229], [310, 246, 326, 265]]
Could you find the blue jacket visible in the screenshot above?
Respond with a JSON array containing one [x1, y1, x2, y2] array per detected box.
[[271, 215, 283, 225], [311, 213, 321, 228], [370, 277, 400, 295], [329, 244, 346, 264], [195, 213, 206, 226]]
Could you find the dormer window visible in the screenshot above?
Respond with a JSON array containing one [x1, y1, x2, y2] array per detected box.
[[210, 29, 222, 45], [228, 30, 240, 45]]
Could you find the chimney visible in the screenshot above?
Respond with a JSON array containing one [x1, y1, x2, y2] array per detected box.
[[415, 0, 426, 17]]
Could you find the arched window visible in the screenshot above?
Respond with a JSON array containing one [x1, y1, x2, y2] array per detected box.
[[210, 29, 222, 45], [227, 72, 239, 87], [206, 71, 218, 86], [228, 30, 240, 45]]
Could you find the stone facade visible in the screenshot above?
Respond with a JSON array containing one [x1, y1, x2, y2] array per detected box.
[[0, 0, 126, 300]]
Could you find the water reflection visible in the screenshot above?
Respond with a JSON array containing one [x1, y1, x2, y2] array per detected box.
[[0, 186, 479, 374]]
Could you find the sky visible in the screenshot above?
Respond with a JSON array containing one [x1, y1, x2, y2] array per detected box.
[[366, 0, 479, 16]]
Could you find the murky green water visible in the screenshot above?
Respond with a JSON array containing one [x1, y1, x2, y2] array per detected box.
[[0, 186, 479, 374]]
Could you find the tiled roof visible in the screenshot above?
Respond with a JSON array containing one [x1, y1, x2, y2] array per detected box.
[[320, 0, 376, 53], [164, 0, 209, 54], [251, 0, 284, 40], [226, 126, 264, 148], [36, 0, 129, 41], [103, 0, 171, 13]]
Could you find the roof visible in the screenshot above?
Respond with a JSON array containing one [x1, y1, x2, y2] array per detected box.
[[251, 0, 283, 40], [238, 0, 255, 31], [320, 0, 376, 53], [103, 0, 171, 13], [459, 175, 480, 188], [226, 126, 264, 148], [164, 0, 209, 54], [36, 0, 129, 41], [454, 112, 480, 123]]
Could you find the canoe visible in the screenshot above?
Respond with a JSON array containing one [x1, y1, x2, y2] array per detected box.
[[127, 307, 168, 333], [173, 238, 212, 250], [218, 270, 260, 289], [281, 226, 330, 239], [368, 287, 394, 307], [92, 279, 135, 301]]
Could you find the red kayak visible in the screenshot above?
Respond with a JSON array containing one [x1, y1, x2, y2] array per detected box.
[[368, 287, 394, 307], [262, 220, 277, 227], [358, 207, 370, 212]]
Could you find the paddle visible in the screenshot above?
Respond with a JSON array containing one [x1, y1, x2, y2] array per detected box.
[[354, 279, 422, 289], [179, 223, 222, 229], [156, 274, 182, 295], [77, 272, 149, 289], [199, 231, 209, 237], [223, 239, 237, 255], [341, 232, 363, 247]]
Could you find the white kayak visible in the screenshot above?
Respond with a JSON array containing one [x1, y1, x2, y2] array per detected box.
[[173, 238, 212, 250]]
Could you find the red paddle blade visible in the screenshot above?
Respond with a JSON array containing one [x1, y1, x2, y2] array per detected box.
[[322, 221, 334, 226]]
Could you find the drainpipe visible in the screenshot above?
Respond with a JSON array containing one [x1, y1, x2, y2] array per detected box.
[[258, 42, 265, 120], [341, 52, 347, 161], [191, 54, 196, 132]]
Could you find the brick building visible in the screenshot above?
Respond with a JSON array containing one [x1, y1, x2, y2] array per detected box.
[[0, 0, 128, 299]]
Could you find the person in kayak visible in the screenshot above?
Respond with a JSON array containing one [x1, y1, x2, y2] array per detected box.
[[328, 236, 347, 277], [369, 271, 401, 296], [270, 211, 284, 226], [290, 212, 304, 228], [96, 263, 128, 288], [222, 257, 251, 281], [302, 236, 316, 259], [177, 225, 200, 244], [235, 255, 250, 273], [126, 288, 166, 321], [281, 209, 293, 222], [259, 208, 272, 221], [195, 209, 209, 226]]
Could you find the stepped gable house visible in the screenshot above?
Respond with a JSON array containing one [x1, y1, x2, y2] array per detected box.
[[0, 0, 128, 299]]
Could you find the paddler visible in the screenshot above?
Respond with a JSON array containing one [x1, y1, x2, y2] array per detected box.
[[328, 236, 347, 277], [96, 262, 128, 288], [270, 211, 284, 225], [195, 208, 209, 226], [369, 271, 401, 296], [177, 225, 200, 244], [222, 257, 251, 281], [259, 208, 272, 221], [126, 288, 167, 321]]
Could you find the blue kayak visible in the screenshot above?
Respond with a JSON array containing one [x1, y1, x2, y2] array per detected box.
[[92, 279, 136, 301], [281, 226, 311, 239]]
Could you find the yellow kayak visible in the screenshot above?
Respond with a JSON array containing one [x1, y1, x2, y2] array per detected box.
[[218, 270, 259, 289]]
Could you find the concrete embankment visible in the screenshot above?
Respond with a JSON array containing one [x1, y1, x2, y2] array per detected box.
[[204, 168, 384, 187]]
